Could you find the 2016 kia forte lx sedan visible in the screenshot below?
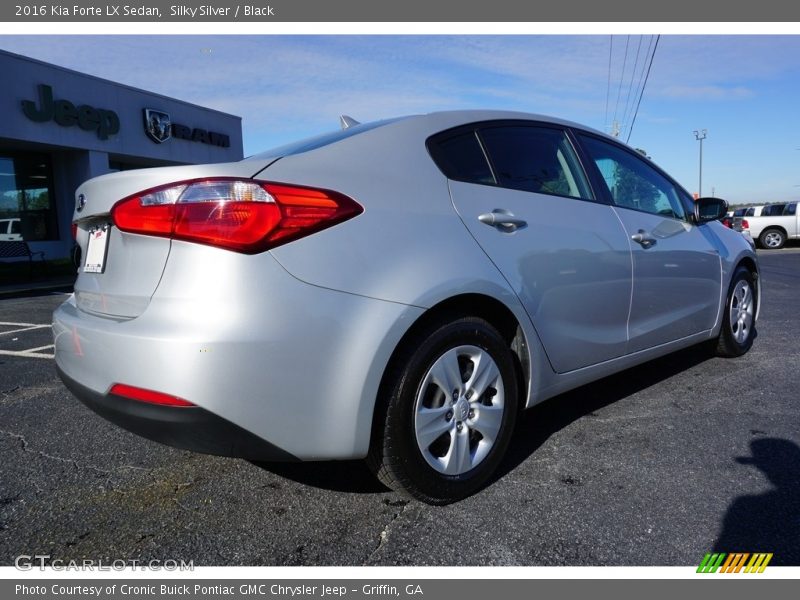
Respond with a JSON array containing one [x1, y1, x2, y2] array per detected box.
[[54, 111, 759, 504]]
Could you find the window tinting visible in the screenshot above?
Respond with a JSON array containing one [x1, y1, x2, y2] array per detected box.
[[762, 204, 786, 217], [478, 126, 591, 199], [427, 131, 495, 185], [579, 135, 686, 220], [786, 203, 797, 216]]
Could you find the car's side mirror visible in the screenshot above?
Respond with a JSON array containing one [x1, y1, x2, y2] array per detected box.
[[694, 197, 729, 224]]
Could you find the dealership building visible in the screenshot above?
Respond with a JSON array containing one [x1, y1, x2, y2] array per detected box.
[[0, 49, 244, 269]]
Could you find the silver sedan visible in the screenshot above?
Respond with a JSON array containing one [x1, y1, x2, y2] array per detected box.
[[54, 111, 759, 504]]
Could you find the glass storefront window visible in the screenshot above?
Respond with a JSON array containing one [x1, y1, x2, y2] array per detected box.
[[0, 152, 58, 241]]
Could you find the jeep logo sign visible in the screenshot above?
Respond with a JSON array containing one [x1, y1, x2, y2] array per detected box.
[[22, 84, 120, 140]]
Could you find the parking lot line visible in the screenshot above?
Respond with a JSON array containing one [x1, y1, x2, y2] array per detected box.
[[0, 324, 51, 336], [21, 344, 55, 353], [0, 321, 55, 358], [0, 347, 55, 359]]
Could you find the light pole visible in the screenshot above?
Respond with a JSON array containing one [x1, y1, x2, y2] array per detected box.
[[693, 129, 707, 197]]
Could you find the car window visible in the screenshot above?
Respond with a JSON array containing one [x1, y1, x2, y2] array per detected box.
[[579, 135, 687, 220], [478, 126, 592, 200], [786, 203, 797, 216], [762, 204, 785, 217], [10, 219, 21, 235], [427, 131, 495, 185]]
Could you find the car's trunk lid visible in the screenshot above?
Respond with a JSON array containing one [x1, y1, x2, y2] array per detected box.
[[72, 158, 276, 318]]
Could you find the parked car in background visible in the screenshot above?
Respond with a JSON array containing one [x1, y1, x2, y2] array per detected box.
[[0, 217, 22, 241], [747, 202, 799, 249], [53, 110, 760, 503], [745, 206, 764, 217], [722, 209, 754, 245]]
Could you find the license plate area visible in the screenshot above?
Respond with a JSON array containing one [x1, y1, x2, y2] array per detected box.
[[84, 224, 110, 274]]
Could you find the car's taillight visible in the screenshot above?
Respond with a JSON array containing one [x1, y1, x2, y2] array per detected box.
[[109, 383, 195, 407], [111, 178, 363, 253], [741, 219, 749, 230], [71, 223, 78, 239]]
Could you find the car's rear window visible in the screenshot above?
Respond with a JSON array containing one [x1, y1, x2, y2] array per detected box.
[[427, 131, 495, 185], [248, 118, 406, 160]]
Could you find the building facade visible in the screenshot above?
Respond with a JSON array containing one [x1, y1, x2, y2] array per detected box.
[[0, 49, 243, 268]]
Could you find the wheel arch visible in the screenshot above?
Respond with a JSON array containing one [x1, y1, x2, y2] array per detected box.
[[367, 293, 533, 454], [735, 255, 761, 321]]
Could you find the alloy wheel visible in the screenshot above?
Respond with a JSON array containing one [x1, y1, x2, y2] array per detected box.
[[413, 345, 505, 476]]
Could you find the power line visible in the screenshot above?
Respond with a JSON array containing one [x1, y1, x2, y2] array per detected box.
[[604, 35, 613, 131], [620, 36, 644, 135], [626, 34, 660, 144], [621, 35, 649, 140], [611, 35, 630, 132], [622, 35, 654, 141]]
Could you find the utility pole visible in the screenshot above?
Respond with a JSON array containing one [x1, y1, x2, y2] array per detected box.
[[693, 129, 707, 197]]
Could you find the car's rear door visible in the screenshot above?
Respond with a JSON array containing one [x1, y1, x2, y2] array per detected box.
[[435, 121, 632, 374], [575, 133, 722, 353]]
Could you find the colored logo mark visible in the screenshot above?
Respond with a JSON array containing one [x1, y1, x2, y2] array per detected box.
[[697, 552, 773, 573]]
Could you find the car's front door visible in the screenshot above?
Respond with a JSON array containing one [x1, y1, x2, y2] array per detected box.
[[576, 134, 722, 354], [435, 123, 633, 374]]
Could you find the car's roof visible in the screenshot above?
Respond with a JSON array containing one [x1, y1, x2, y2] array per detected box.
[[250, 110, 615, 162], [409, 109, 608, 138]]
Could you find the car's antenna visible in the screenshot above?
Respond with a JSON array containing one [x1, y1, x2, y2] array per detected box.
[[339, 115, 360, 130]]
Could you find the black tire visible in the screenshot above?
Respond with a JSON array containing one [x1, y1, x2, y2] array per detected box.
[[71, 243, 82, 270], [716, 267, 757, 357], [759, 228, 786, 250], [369, 316, 519, 505]]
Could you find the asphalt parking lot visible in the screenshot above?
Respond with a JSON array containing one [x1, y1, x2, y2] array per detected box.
[[0, 248, 798, 567]]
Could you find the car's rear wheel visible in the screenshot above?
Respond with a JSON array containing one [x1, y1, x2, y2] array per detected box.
[[759, 228, 786, 249], [716, 266, 757, 357], [369, 316, 519, 504]]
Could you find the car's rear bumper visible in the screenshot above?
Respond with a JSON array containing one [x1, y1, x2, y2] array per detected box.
[[53, 245, 423, 460], [57, 364, 298, 460]]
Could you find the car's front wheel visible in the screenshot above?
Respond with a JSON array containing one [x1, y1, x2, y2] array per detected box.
[[716, 266, 757, 357], [370, 316, 519, 504]]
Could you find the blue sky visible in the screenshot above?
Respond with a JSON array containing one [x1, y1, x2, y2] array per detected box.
[[1, 35, 799, 204]]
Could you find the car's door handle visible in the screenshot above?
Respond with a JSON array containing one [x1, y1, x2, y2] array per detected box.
[[478, 210, 528, 232], [631, 229, 657, 249]]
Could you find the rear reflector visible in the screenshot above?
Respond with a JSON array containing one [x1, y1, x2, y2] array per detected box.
[[109, 383, 195, 407], [111, 178, 363, 254]]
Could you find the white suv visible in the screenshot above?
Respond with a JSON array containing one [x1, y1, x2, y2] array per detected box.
[[0, 218, 22, 241]]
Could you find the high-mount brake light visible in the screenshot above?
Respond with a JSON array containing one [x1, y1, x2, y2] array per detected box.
[[111, 179, 363, 253]]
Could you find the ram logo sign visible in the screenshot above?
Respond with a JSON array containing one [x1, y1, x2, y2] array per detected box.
[[142, 108, 230, 148], [144, 109, 172, 144]]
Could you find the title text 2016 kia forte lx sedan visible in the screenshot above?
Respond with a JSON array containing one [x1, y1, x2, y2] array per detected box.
[[54, 111, 759, 504]]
